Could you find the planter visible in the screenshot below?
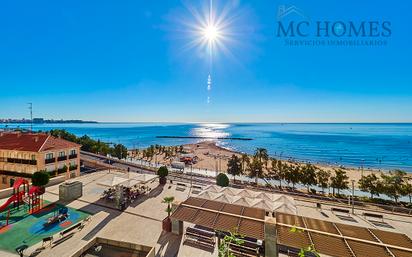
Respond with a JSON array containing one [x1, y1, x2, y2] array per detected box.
[[159, 177, 167, 185], [162, 217, 171, 232]]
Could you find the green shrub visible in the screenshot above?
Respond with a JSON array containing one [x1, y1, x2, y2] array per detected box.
[[216, 173, 229, 187], [32, 171, 50, 187], [157, 166, 169, 178]]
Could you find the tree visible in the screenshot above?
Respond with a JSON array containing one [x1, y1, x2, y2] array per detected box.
[[289, 165, 301, 190], [402, 183, 412, 204], [300, 164, 317, 192], [240, 153, 249, 173], [112, 144, 128, 159], [31, 171, 50, 187], [216, 173, 229, 187], [381, 170, 407, 203], [273, 159, 288, 188], [158, 166, 169, 184], [247, 156, 264, 185], [227, 155, 242, 182], [254, 148, 269, 169], [358, 174, 382, 199], [316, 169, 330, 194], [330, 169, 349, 195], [218, 229, 244, 257], [162, 196, 175, 217]]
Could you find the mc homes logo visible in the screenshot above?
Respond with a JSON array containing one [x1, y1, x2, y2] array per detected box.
[[276, 5, 392, 47]]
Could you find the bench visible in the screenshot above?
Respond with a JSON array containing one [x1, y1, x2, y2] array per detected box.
[[363, 212, 384, 220], [52, 233, 75, 248], [331, 207, 350, 214], [192, 185, 203, 194], [59, 222, 82, 237], [184, 227, 216, 248], [229, 240, 260, 257], [176, 183, 187, 191]]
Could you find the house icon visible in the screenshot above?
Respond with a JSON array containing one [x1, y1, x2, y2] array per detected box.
[[277, 5, 306, 20]]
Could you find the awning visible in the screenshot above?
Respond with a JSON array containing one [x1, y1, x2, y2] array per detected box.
[[97, 176, 129, 187], [171, 197, 265, 240]]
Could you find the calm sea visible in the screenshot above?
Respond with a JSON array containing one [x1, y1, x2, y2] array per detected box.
[[3, 123, 412, 172]]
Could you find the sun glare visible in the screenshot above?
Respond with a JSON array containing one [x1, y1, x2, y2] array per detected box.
[[203, 24, 220, 42]]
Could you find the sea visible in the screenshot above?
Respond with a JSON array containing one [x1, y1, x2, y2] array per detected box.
[[2, 123, 412, 172]]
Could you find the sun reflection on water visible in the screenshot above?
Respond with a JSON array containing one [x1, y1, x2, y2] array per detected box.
[[191, 123, 231, 141]]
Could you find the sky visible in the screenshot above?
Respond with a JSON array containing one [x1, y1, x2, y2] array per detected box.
[[0, 0, 411, 123]]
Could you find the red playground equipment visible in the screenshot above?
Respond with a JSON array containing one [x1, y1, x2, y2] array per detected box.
[[0, 178, 44, 214]]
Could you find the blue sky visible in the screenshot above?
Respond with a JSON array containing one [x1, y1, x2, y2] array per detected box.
[[0, 0, 411, 122]]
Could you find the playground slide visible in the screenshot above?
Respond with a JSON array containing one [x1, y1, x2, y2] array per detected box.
[[0, 192, 24, 212]]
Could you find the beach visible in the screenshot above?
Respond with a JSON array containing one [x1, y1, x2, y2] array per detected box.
[[130, 141, 391, 188]]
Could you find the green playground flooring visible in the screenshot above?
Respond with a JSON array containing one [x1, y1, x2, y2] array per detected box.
[[0, 202, 90, 253]]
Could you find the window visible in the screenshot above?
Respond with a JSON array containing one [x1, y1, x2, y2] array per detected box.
[[31, 155, 36, 160], [58, 151, 65, 157], [70, 149, 76, 155], [2, 177, 6, 184], [45, 153, 54, 159]]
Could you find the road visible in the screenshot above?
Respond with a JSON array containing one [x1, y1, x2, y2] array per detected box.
[[80, 151, 412, 216]]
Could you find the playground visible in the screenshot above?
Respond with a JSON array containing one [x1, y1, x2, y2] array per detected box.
[[0, 178, 90, 253]]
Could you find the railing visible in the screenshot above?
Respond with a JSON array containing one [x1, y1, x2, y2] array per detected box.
[[69, 154, 77, 159], [2, 158, 37, 165], [45, 158, 56, 164], [57, 167, 67, 174], [57, 156, 67, 161]]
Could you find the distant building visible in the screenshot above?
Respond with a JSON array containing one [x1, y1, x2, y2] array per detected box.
[[0, 131, 81, 189]]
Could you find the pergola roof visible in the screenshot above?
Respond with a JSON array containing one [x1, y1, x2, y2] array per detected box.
[[276, 212, 412, 257], [199, 185, 297, 214], [97, 176, 129, 187], [171, 197, 265, 240]]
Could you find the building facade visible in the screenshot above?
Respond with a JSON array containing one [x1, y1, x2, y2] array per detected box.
[[0, 132, 81, 189]]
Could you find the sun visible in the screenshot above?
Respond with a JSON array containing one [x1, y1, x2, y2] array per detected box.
[[203, 24, 220, 42]]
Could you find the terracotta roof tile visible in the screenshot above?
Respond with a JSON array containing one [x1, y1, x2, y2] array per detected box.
[[0, 132, 80, 152]]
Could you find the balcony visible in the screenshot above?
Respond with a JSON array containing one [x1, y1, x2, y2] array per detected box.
[[45, 158, 56, 164], [57, 156, 67, 161], [4, 158, 37, 165], [69, 154, 78, 159]]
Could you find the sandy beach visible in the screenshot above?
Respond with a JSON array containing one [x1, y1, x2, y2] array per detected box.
[[130, 141, 392, 187]]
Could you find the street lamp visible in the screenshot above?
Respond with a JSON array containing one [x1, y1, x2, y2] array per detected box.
[[351, 180, 355, 214], [361, 159, 365, 177]]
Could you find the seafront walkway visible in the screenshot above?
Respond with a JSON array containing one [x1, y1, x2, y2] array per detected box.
[[80, 151, 412, 216]]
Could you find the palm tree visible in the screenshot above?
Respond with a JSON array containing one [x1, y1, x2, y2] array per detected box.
[[300, 164, 317, 192], [290, 165, 301, 190], [316, 169, 330, 194], [330, 169, 349, 195], [247, 156, 263, 185], [163, 196, 175, 217], [227, 155, 242, 183], [240, 153, 249, 173], [274, 159, 288, 188], [254, 148, 269, 168]]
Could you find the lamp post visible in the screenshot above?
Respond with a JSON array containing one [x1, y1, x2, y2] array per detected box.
[[190, 164, 193, 189], [361, 159, 365, 177], [351, 180, 355, 214]]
